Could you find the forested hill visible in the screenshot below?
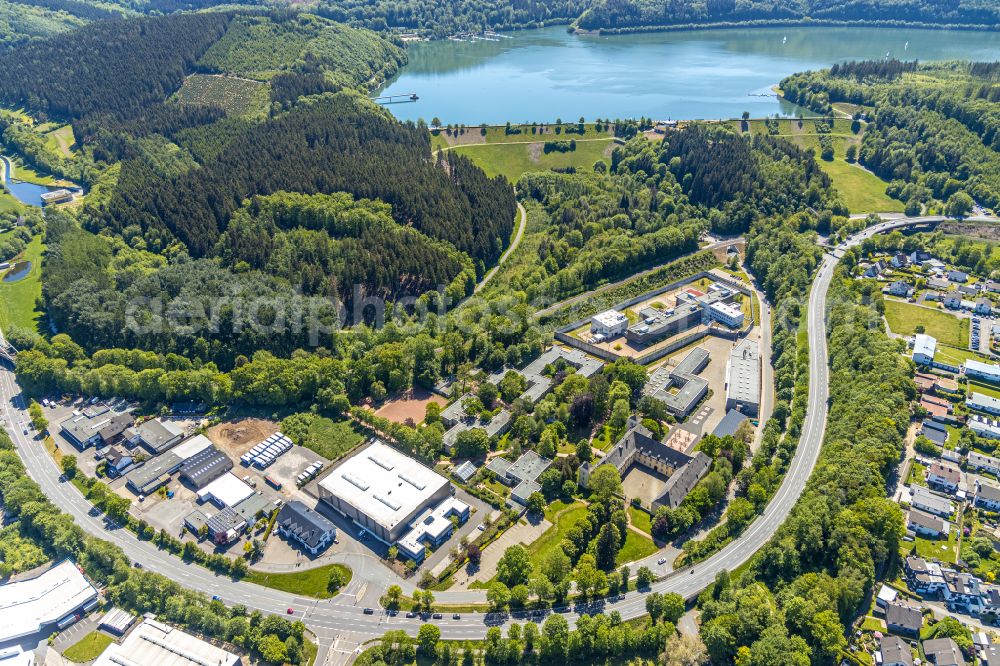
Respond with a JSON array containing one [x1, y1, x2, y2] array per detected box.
[[575, 0, 1000, 32], [99, 92, 515, 265], [779, 61, 1000, 213], [0, 12, 230, 121]]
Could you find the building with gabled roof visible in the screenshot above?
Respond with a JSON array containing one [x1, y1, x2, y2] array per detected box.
[[276, 501, 337, 555]]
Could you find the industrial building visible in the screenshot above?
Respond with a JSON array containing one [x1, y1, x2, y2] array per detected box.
[[196, 473, 255, 508], [92, 618, 241, 666], [625, 282, 745, 347], [578, 417, 711, 511], [59, 404, 134, 449], [643, 347, 710, 417], [590, 310, 629, 338], [0, 560, 98, 644], [97, 607, 134, 636], [184, 492, 278, 545], [912, 334, 937, 366], [486, 450, 552, 507], [125, 418, 184, 454], [318, 440, 453, 545], [396, 497, 470, 562], [179, 444, 233, 489], [725, 337, 761, 416], [125, 434, 214, 496], [275, 501, 337, 555]]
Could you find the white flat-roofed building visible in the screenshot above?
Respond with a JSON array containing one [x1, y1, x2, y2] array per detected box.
[[92, 618, 241, 666], [970, 415, 1000, 440], [706, 301, 745, 328], [196, 473, 254, 508], [171, 434, 214, 461], [725, 338, 760, 416], [318, 440, 452, 544], [0, 560, 98, 644], [590, 310, 628, 338], [965, 359, 1000, 383], [396, 497, 471, 562], [912, 334, 937, 366], [969, 392, 1000, 416]]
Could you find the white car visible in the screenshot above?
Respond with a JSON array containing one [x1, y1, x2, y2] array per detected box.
[[657, 557, 666, 565]]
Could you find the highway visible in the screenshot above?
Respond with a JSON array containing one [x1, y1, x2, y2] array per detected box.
[[0, 214, 986, 657]]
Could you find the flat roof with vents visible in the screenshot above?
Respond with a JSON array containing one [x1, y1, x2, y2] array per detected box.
[[318, 440, 450, 538], [0, 559, 98, 643], [92, 618, 240, 666]]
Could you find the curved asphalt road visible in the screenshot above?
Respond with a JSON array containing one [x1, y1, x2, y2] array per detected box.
[[0, 215, 987, 652]]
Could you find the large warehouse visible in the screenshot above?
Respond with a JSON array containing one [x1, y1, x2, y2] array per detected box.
[[0, 560, 98, 644], [318, 440, 453, 545]]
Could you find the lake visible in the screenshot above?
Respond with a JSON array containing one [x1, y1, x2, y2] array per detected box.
[[2, 261, 32, 283], [379, 25, 1000, 124], [1, 156, 56, 207]]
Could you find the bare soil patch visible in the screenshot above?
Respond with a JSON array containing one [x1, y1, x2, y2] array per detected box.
[[374, 387, 446, 425], [206, 417, 279, 457]]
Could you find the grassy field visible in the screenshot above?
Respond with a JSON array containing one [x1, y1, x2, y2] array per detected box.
[[935, 344, 984, 368], [288, 415, 366, 462], [0, 234, 44, 332], [882, 299, 968, 347], [449, 139, 614, 182], [628, 505, 652, 535], [0, 192, 23, 214], [246, 563, 352, 598], [911, 527, 957, 563], [525, 502, 589, 561], [43, 124, 76, 158], [969, 379, 1000, 400], [907, 461, 927, 487], [62, 631, 114, 661], [732, 117, 901, 214], [616, 530, 658, 565], [174, 74, 269, 118]]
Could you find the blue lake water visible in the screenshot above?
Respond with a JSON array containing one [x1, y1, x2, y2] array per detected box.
[[379, 25, 1000, 124], [1, 156, 54, 207]]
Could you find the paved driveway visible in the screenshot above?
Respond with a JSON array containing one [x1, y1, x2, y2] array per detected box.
[[456, 518, 552, 589]]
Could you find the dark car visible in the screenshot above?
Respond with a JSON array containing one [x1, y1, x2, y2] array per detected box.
[[432, 613, 443, 619], [363, 608, 375, 615], [406, 612, 416, 618], [452, 614, 461, 620]]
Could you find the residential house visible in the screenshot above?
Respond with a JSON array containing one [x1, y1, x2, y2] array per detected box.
[[905, 557, 947, 596], [885, 602, 923, 637], [880, 635, 915, 666], [923, 637, 966, 666], [969, 451, 1000, 476], [924, 290, 941, 302], [919, 419, 948, 446], [928, 277, 952, 291], [948, 270, 970, 283], [969, 392, 1000, 416], [984, 280, 1000, 294], [927, 461, 961, 493], [943, 292, 962, 309], [907, 509, 948, 538], [910, 250, 932, 264], [876, 584, 898, 608], [892, 253, 910, 268], [975, 481, 1000, 512], [977, 298, 994, 315], [965, 360, 1000, 384], [275, 501, 337, 555], [104, 446, 134, 478], [864, 260, 888, 278], [913, 334, 938, 366], [886, 281, 913, 297], [910, 485, 953, 518], [959, 283, 980, 296], [970, 415, 1000, 440], [943, 570, 984, 614]]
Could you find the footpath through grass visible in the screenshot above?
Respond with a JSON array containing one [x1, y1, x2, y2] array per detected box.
[[246, 563, 352, 599], [0, 234, 45, 332], [63, 631, 114, 661], [882, 299, 968, 347]]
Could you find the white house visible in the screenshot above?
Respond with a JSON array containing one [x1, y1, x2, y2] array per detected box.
[[591, 310, 629, 338], [975, 481, 1000, 512], [907, 509, 948, 538], [976, 298, 994, 315], [968, 450, 1000, 475], [885, 281, 913, 297], [969, 392, 1000, 416], [965, 360, 1000, 384], [927, 461, 961, 493], [912, 334, 937, 366], [943, 293, 962, 309]]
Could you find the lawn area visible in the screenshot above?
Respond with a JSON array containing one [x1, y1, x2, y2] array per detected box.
[[0, 234, 45, 332], [43, 124, 77, 158], [617, 530, 658, 565], [969, 379, 1000, 400], [0, 191, 23, 214], [907, 461, 927, 487], [449, 139, 614, 182], [935, 344, 985, 368], [882, 299, 968, 347], [628, 505, 652, 535], [246, 563, 351, 599], [911, 527, 958, 564], [283, 414, 366, 462], [525, 502, 589, 561], [62, 631, 114, 661]]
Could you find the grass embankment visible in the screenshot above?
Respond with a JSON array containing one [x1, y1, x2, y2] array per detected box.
[[43, 124, 77, 158], [733, 117, 901, 214], [431, 123, 614, 151], [449, 140, 614, 182], [882, 299, 968, 347], [63, 631, 114, 661], [245, 563, 352, 599], [0, 234, 45, 332], [617, 530, 658, 565], [628, 505, 652, 535]]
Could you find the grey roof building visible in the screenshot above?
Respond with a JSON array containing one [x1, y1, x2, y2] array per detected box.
[[643, 348, 710, 417], [712, 409, 749, 439], [452, 461, 478, 483], [60, 405, 134, 449], [880, 635, 914, 666], [276, 501, 337, 555], [126, 451, 183, 496], [128, 418, 184, 454], [923, 637, 965, 666], [885, 602, 922, 636], [725, 338, 761, 417], [179, 446, 233, 489], [580, 417, 711, 511]]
